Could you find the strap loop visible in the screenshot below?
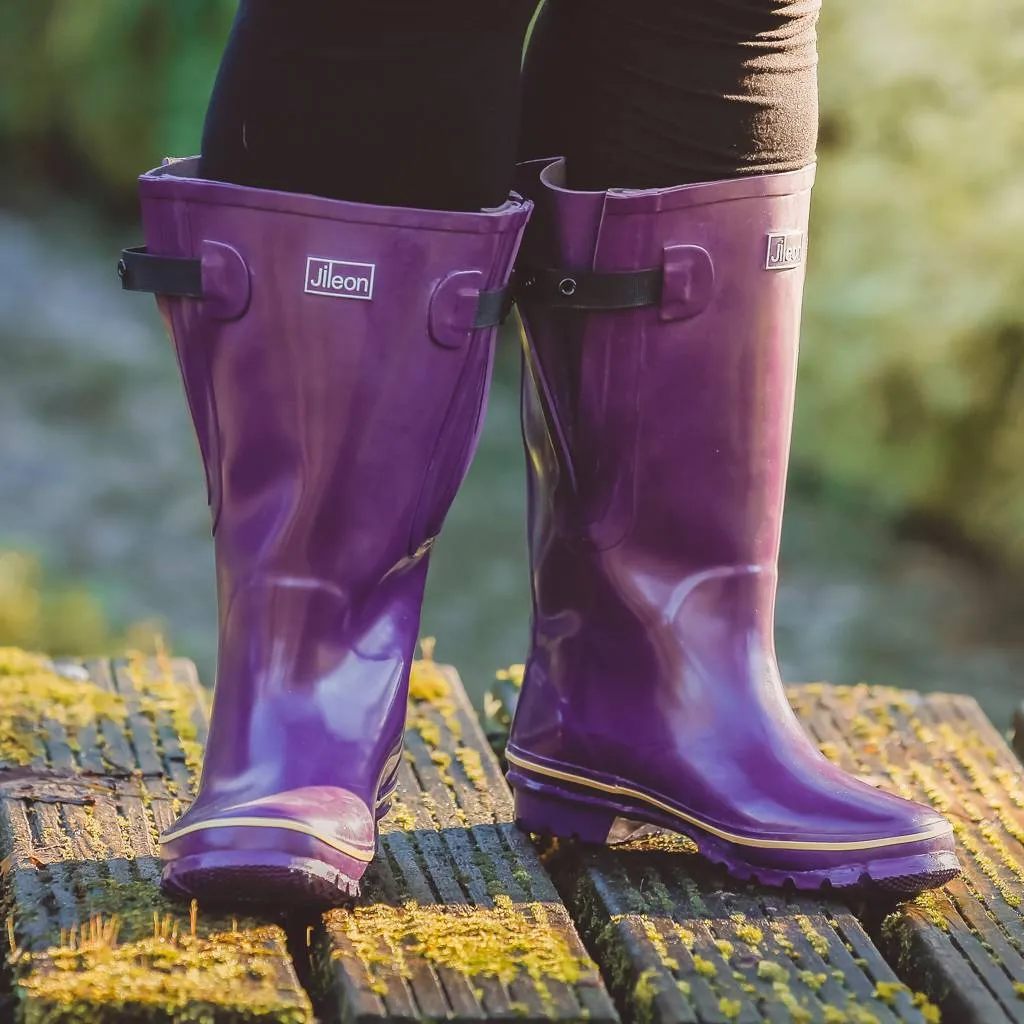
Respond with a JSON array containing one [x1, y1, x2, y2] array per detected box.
[[473, 285, 514, 328], [516, 265, 662, 312], [118, 246, 203, 298], [120, 245, 512, 326]]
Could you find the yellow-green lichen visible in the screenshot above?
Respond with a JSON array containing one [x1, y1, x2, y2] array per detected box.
[[125, 642, 204, 776], [952, 820, 1023, 907], [0, 648, 127, 766], [912, 992, 942, 1023], [640, 920, 678, 971], [640, 875, 677, 915], [818, 742, 842, 763], [794, 915, 831, 957], [455, 746, 487, 791], [14, 914, 308, 1024], [495, 664, 525, 688], [692, 955, 716, 978], [408, 639, 463, 741], [771, 980, 812, 1023], [469, 847, 509, 901], [386, 799, 417, 831], [409, 715, 441, 749], [798, 969, 827, 991], [327, 895, 589, 997], [733, 921, 764, 947], [882, 889, 951, 958], [847, 1007, 881, 1024], [429, 749, 454, 787], [632, 967, 663, 1018], [909, 889, 952, 930], [1, 648, 310, 1024], [634, 921, 675, 974], [511, 867, 533, 895], [719, 997, 742, 1019], [714, 939, 734, 961], [757, 960, 789, 984], [617, 830, 699, 855]]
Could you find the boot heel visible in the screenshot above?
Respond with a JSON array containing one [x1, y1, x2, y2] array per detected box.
[[514, 787, 617, 845]]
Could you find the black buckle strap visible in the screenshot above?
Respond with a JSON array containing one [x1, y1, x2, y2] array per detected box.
[[118, 246, 203, 298], [474, 284, 514, 328], [516, 265, 662, 311], [120, 244, 514, 326]]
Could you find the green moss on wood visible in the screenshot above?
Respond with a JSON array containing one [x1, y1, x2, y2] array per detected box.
[[719, 997, 742, 1020], [327, 895, 590, 1002], [1, 647, 311, 1023], [455, 746, 487, 791], [631, 967, 662, 1023], [692, 955, 716, 978], [124, 644, 204, 776], [0, 648, 126, 767], [13, 914, 307, 1024], [385, 798, 416, 831]]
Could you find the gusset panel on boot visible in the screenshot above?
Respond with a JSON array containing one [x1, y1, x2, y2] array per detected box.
[[121, 158, 531, 905], [507, 156, 958, 896]]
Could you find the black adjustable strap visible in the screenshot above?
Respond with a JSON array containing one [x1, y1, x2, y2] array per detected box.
[[120, 245, 514, 326], [118, 246, 203, 298], [515, 265, 662, 311], [473, 285, 515, 328]]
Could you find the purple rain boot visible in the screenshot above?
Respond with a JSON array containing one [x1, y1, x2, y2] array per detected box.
[[505, 157, 959, 895], [120, 158, 531, 906]]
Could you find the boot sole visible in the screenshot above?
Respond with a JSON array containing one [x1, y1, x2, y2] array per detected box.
[[509, 767, 959, 896], [162, 849, 363, 909], [159, 776, 403, 909]]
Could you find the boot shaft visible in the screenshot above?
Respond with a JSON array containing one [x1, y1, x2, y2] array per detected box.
[[516, 158, 814, 572], [141, 159, 530, 591], [133, 160, 530, 803], [511, 158, 813, 761]]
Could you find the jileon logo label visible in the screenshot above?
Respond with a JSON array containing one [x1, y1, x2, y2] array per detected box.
[[765, 231, 805, 271], [304, 257, 375, 300]]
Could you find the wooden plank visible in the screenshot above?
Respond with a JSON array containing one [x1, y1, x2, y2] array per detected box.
[[790, 682, 1024, 1024], [317, 649, 618, 1023], [540, 835, 937, 1024], [0, 647, 312, 1024]]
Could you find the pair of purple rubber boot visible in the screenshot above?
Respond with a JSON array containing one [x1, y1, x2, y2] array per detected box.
[[122, 155, 958, 907]]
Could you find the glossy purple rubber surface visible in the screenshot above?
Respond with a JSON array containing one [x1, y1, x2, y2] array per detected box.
[[138, 159, 530, 906], [508, 157, 958, 894], [511, 774, 960, 897]]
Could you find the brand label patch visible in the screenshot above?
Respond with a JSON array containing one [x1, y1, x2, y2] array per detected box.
[[305, 257, 375, 300], [765, 232, 805, 271]]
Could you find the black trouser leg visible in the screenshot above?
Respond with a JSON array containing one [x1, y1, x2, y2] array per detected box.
[[520, 0, 821, 190], [200, 0, 538, 210]]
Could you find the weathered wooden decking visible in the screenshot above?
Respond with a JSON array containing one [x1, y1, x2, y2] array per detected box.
[[316, 652, 615, 1023], [2, 645, 1023, 1023], [792, 684, 1024, 1024], [0, 648, 613, 1024], [0, 648, 311, 1024]]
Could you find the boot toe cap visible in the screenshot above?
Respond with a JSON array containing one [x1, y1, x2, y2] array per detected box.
[[160, 785, 376, 907]]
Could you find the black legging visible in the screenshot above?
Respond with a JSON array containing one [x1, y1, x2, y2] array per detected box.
[[200, 0, 820, 211]]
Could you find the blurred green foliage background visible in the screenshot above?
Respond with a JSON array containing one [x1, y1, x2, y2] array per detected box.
[[4, 0, 1022, 561], [0, 550, 158, 657], [2, 3, 235, 207], [0, 1, 1021, 710]]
